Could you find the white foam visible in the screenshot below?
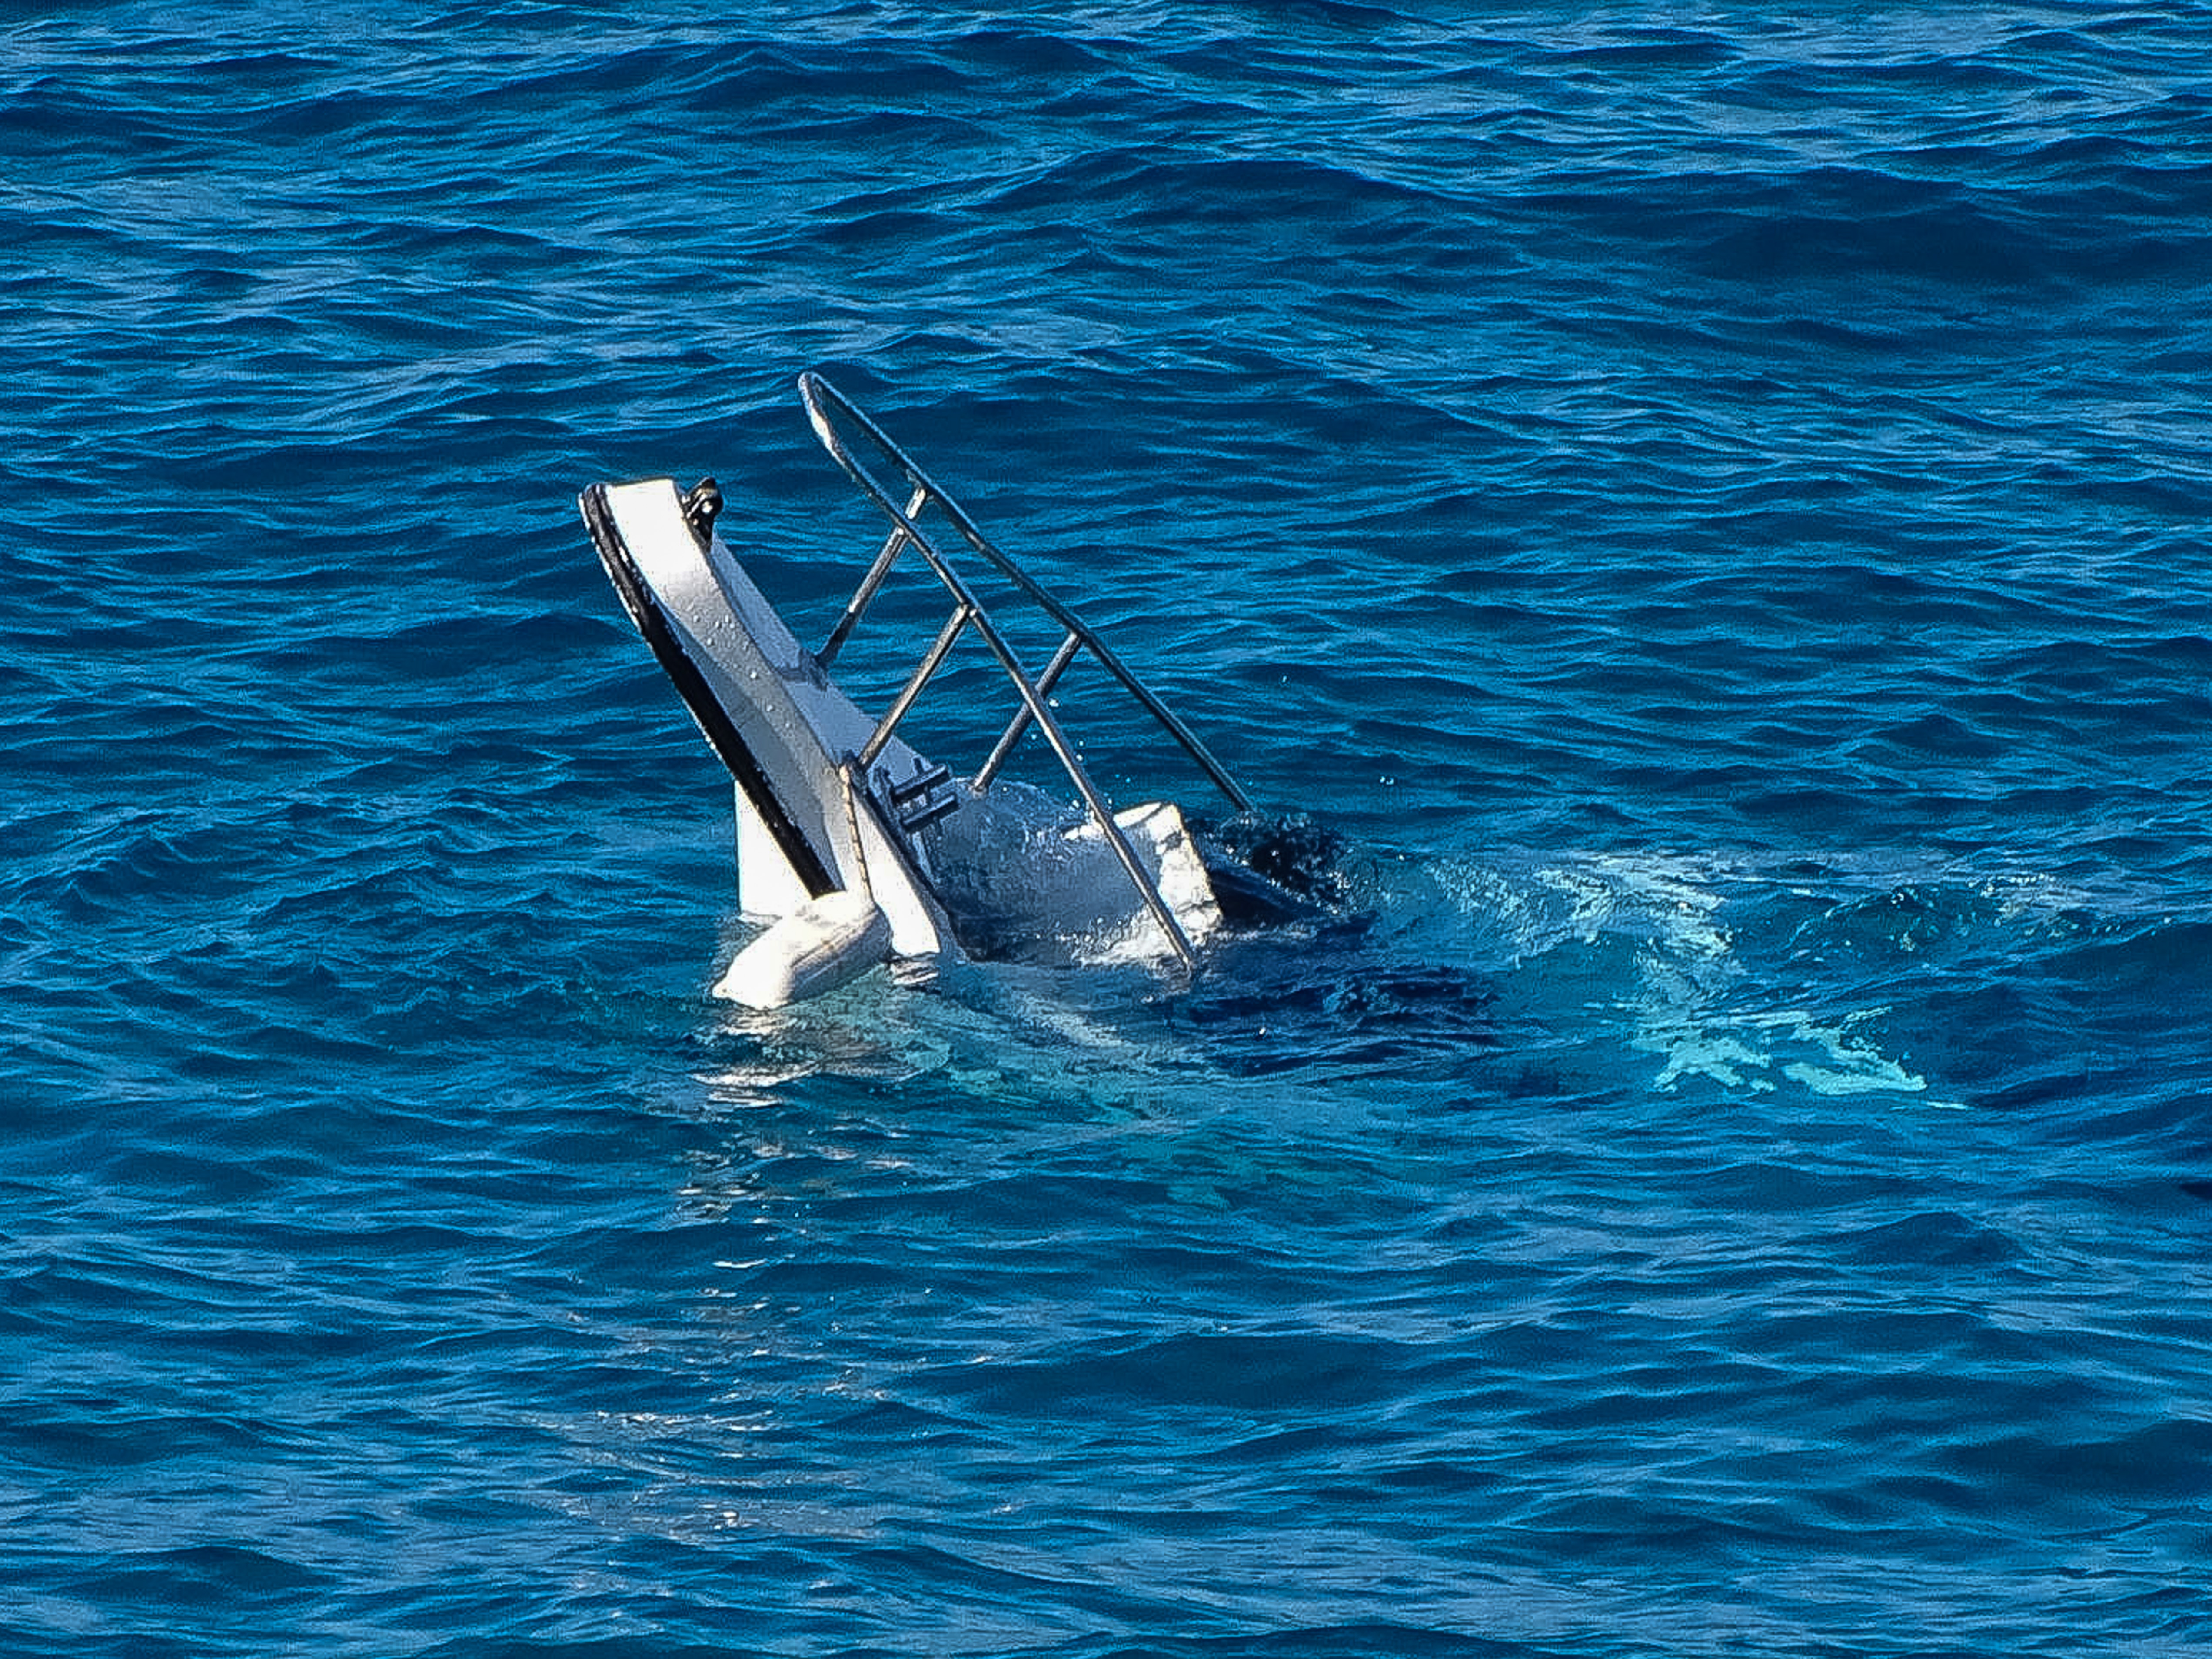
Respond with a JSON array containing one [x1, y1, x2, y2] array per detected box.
[[1438, 850, 1954, 1105]]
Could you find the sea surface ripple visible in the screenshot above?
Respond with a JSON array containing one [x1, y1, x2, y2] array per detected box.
[[6, 6, 2212, 1656]]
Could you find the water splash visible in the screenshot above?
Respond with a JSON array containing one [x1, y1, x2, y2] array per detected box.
[[1438, 850, 1977, 1104]]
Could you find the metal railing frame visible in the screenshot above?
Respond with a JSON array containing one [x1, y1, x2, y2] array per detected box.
[[795, 371, 1255, 970]]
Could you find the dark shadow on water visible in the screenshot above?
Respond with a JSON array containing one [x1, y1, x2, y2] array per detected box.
[[1168, 946, 1505, 1077]]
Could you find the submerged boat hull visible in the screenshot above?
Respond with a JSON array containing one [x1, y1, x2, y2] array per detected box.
[[581, 476, 955, 961], [582, 375, 1260, 1004]]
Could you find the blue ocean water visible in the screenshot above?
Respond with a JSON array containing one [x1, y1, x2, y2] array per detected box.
[[7, 3, 2212, 1653]]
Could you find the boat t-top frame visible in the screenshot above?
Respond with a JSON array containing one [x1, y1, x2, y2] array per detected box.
[[793, 372, 1252, 968]]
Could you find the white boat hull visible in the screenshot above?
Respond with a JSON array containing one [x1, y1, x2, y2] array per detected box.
[[581, 471, 1224, 1003]]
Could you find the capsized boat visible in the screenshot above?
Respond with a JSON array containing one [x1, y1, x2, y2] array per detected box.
[[578, 372, 1282, 1008]]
